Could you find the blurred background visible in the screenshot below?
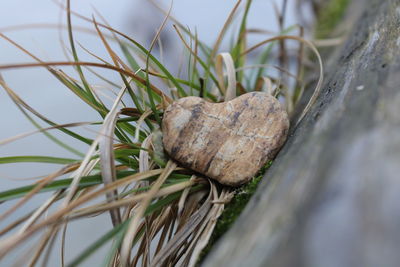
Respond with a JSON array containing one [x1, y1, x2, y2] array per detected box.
[[0, 0, 310, 265]]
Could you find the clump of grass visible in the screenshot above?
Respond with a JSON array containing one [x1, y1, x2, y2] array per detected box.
[[0, 0, 323, 266], [198, 161, 273, 263]]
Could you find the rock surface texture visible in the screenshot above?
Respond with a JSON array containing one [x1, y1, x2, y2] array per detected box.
[[162, 92, 289, 186], [203, 0, 400, 266]]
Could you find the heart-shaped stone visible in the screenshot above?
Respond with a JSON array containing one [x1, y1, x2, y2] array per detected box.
[[162, 92, 289, 186]]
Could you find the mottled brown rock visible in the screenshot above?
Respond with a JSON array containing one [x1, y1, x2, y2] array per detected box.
[[162, 92, 289, 186]]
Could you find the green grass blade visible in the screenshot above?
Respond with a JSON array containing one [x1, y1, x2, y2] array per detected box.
[[0, 156, 78, 165], [105, 27, 187, 97], [231, 0, 252, 83], [119, 43, 144, 78], [66, 0, 102, 109], [16, 101, 84, 157]]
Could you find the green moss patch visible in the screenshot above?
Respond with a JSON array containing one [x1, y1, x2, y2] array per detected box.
[[316, 0, 350, 38]]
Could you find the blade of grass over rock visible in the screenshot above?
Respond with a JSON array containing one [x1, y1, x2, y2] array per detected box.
[[56, 0, 189, 97], [173, 25, 221, 96], [146, 70, 202, 92], [203, 0, 242, 92], [231, 0, 252, 83], [147, 0, 213, 58], [215, 53, 237, 101], [142, 3, 173, 126], [241, 35, 323, 125], [251, 25, 298, 88], [89, 18, 136, 143], [91, 17, 148, 131], [210, 0, 243, 60], [190, 30, 201, 97], [86, 19, 186, 98]]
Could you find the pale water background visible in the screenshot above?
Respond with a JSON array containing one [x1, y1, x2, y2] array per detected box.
[[0, 0, 305, 265]]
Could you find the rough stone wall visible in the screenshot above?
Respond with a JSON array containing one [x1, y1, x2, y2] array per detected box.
[[203, 0, 400, 266]]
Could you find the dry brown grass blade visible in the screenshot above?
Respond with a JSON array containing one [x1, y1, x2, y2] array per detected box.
[[0, 60, 170, 102], [18, 191, 63, 234], [92, 17, 131, 71], [135, 110, 154, 143], [0, 213, 33, 237], [29, 226, 59, 267], [1, 33, 108, 112], [61, 223, 68, 267], [236, 63, 301, 82], [177, 175, 197, 216], [1, 32, 100, 110], [0, 121, 90, 147], [139, 134, 152, 173], [151, 184, 213, 266], [187, 189, 234, 267], [0, 169, 168, 258], [242, 35, 324, 125], [177, 190, 207, 232], [0, 23, 110, 37], [97, 80, 132, 226], [68, 181, 194, 220], [60, 78, 130, 218], [0, 33, 42, 62], [42, 225, 60, 267], [151, 207, 173, 246], [215, 53, 237, 101], [147, 1, 172, 61], [153, 207, 176, 258], [172, 24, 220, 96], [134, 207, 171, 266], [255, 77, 274, 95], [77, 42, 113, 66], [211, 0, 243, 58], [120, 160, 177, 266], [0, 164, 77, 222], [175, 182, 218, 266]]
